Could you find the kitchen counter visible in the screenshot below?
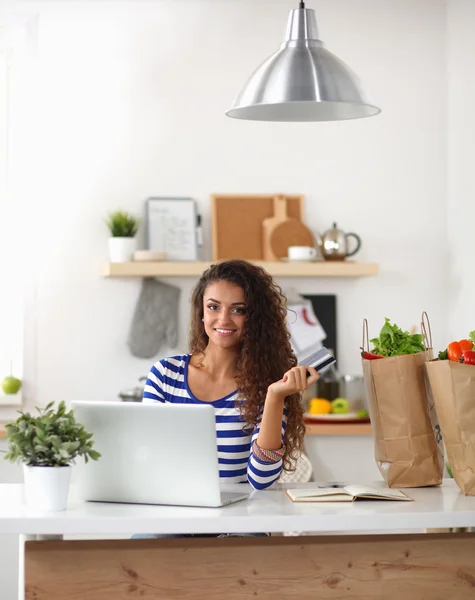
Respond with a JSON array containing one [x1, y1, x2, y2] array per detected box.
[[4, 480, 475, 600], [0, 422, 371, 440], [0, 480, 472, 535], [305, 422, 371, 435]]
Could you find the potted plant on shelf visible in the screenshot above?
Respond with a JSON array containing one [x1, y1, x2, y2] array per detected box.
[[105, 210, 139, 262], [2, 401, 100, 511]]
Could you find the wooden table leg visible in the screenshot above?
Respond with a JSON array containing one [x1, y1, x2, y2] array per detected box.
[[25, 532, 475, 600], [19, 535, 62, 600]]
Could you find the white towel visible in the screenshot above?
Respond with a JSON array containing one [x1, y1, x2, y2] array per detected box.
[[127, 278, 181, 359]]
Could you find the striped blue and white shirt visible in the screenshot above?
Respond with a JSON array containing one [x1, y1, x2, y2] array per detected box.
[[143, 354, 286, 490]]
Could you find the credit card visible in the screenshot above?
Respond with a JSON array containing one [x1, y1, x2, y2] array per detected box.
[[297, 347, 336, 375]]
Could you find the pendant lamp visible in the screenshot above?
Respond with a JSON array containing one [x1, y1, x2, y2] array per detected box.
[[225, 1, 381, 122]]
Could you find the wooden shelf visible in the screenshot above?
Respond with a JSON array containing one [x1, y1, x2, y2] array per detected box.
[[305, 422, 372, 436], [0, 423, 371, 440], [0, 392, 22, 407], [101, 261, 379, 278]]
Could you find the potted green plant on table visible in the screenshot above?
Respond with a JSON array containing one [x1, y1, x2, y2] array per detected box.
[[2, 401, 100, 511], [105, 210, 139, 262]]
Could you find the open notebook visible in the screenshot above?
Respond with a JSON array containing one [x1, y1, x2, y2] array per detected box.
[[286, 485, 413, 503]]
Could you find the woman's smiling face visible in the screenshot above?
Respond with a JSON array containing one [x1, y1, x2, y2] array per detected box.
[[202, 280, 247, 349]]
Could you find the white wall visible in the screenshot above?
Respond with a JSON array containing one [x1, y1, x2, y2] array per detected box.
[[0, 442, 21, 600], [0, 1, 453, 598], [447, 0, 475, 339], [5, 0, 448, 411]]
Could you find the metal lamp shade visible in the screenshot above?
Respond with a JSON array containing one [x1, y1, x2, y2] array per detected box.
[[226, 6, 381, 122]]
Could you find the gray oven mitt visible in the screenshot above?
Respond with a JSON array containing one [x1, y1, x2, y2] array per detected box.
[[127, 278, 181, 359]]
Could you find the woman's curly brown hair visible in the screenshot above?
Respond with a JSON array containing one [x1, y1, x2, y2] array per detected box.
[[189, 259, 305, 472]]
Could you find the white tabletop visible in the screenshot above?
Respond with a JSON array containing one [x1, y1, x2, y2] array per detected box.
[[0, 480, 474, 536]]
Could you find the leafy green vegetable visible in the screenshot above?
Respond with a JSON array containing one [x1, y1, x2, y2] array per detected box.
[[469, 331, 475, 346], [370, 317, 425, 357], [438, 349, 448, 360]]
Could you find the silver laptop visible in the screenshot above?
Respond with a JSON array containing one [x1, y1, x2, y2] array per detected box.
[[70, 401, 250, 508]]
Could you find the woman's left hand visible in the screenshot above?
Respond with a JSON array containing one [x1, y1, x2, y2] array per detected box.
[[267, 366, 319, 399]]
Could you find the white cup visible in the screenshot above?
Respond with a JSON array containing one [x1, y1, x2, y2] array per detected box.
[[287, 246, 318, 261]]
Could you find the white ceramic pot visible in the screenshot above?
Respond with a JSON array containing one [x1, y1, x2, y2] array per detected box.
[[23, 465, 72, 511], [108, 237, 137, 262]]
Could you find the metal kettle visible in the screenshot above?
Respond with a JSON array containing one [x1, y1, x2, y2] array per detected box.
[[315, 222, 361, 261]]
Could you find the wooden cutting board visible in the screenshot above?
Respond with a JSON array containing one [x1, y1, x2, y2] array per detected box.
[[211, 194, 304, 260], [263, 196, 314, 260]]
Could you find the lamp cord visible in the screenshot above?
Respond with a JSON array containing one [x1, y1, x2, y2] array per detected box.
[[299, 1, 305, 7]]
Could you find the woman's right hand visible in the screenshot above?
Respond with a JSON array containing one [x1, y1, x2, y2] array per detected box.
[[267, 366, 319, 399]]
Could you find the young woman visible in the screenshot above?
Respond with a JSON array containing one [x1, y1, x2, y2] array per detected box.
[[143, 259, 318, 490]]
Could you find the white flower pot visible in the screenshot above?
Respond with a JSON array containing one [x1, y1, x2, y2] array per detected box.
[[108, 237, 137, 262], [23, 465, 72, 511]]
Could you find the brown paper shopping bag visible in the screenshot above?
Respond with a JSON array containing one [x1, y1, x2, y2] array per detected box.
[[361, 317, 443, 488], [425, 325, 475, 495]]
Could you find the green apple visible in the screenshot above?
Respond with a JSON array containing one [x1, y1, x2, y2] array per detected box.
[[331, 397, 349, 414], [1, 375, 22, 395]]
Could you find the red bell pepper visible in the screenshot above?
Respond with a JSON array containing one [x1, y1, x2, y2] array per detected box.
[[447, 342, 462, 362], [462, 350, 475, 365], [448, 339, 474, 362], [460, 339, 474, 353], [361, 350, 384, 360]]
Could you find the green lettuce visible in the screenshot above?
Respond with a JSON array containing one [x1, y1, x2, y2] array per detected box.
[[370, 318, 425, 357]]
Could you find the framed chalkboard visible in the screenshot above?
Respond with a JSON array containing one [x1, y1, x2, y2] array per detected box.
[[145, 197, 199, 261], [302, 294, 337, 362]]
